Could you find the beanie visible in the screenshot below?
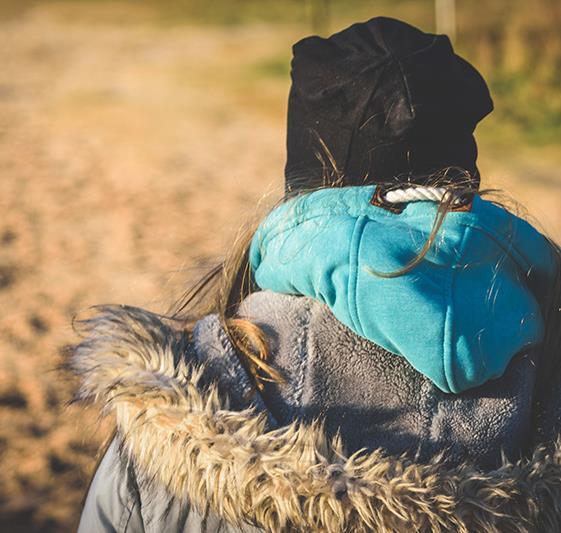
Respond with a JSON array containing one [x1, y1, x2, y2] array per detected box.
[[285, 17, 494, 193]]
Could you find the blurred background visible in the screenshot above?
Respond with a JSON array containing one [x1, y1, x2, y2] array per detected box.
[[0, 0, 560, 530]]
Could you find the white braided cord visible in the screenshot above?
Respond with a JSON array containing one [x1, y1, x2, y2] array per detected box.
[[383, 186, 460, 205]]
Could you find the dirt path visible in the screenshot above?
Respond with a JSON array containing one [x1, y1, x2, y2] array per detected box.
[[0, 5, 559, 531]]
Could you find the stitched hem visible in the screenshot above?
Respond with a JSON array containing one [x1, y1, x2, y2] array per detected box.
[[348, 215, 368, 336], [443, 225, 472, 393], [118, 499, 139, 533], [294, 298, 313, 410]]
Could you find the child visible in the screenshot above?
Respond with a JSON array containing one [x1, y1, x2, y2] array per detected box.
[[73, 17, 561, 532]]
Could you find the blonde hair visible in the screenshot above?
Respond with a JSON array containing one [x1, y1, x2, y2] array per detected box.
[[170, 217, 283, 391], [82, 178, 561, 502], [171, 174, 561, 401]]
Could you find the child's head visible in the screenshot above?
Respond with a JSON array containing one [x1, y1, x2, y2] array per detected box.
[[172, 17, 560, 394], [285, 17, 493, 194]]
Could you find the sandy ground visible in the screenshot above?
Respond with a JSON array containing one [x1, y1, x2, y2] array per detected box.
[[0, 5, 560, 532]]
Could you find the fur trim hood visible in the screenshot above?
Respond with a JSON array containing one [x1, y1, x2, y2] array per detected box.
[[72, 304, 561, 532]]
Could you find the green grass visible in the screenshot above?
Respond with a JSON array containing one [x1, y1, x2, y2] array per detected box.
[[2, 0, 560, 146], [251, 55, 291, 79], [0, 0, 434, 29]]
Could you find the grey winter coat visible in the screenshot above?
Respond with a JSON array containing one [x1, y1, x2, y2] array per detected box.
[[73, 291, 561, 532]]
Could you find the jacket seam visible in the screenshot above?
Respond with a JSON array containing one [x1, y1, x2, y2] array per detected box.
[[122, 504, 137, 533], [119, 444, 144, 533], [349, 216, 368, 336], [118, 494, 138, 533], [443, 225, 471, 393], [294, 299, 313, 411]]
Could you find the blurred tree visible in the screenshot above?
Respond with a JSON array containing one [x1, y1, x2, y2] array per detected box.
[[308, 0, 331, 34], [435, 0, 456, 40]]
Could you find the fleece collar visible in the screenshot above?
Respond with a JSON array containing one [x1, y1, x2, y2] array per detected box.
[[72, 305, 561, 532], [250, 186, 556, 393]]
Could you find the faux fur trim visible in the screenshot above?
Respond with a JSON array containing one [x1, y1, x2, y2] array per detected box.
[[72, 306, 561, 532]]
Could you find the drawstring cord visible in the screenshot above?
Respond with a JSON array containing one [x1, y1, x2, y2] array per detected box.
[[383, 186, 462, 205]]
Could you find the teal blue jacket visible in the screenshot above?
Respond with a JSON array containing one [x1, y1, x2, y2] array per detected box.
[[250, 186, 556, 393]]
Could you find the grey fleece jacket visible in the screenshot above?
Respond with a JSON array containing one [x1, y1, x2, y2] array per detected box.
[[74, 291, 561, 533]]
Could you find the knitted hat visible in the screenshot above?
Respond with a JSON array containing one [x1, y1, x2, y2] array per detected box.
[[285, 17, 494, 193]]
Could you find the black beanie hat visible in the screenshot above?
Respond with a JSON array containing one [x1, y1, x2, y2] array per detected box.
[[285, 17, 494, 193]]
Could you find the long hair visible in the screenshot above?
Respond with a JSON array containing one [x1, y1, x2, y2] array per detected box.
[[168, 161, 561, 400], [169, 213, 284, 390], [78, 166, 561, 511]]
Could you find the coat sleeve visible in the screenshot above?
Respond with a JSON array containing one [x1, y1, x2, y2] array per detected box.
[[78, 438, 145, 533]]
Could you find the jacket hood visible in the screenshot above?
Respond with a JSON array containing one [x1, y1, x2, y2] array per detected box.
[[250, 186, 556, 393], [72, 303, 561, 532]]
